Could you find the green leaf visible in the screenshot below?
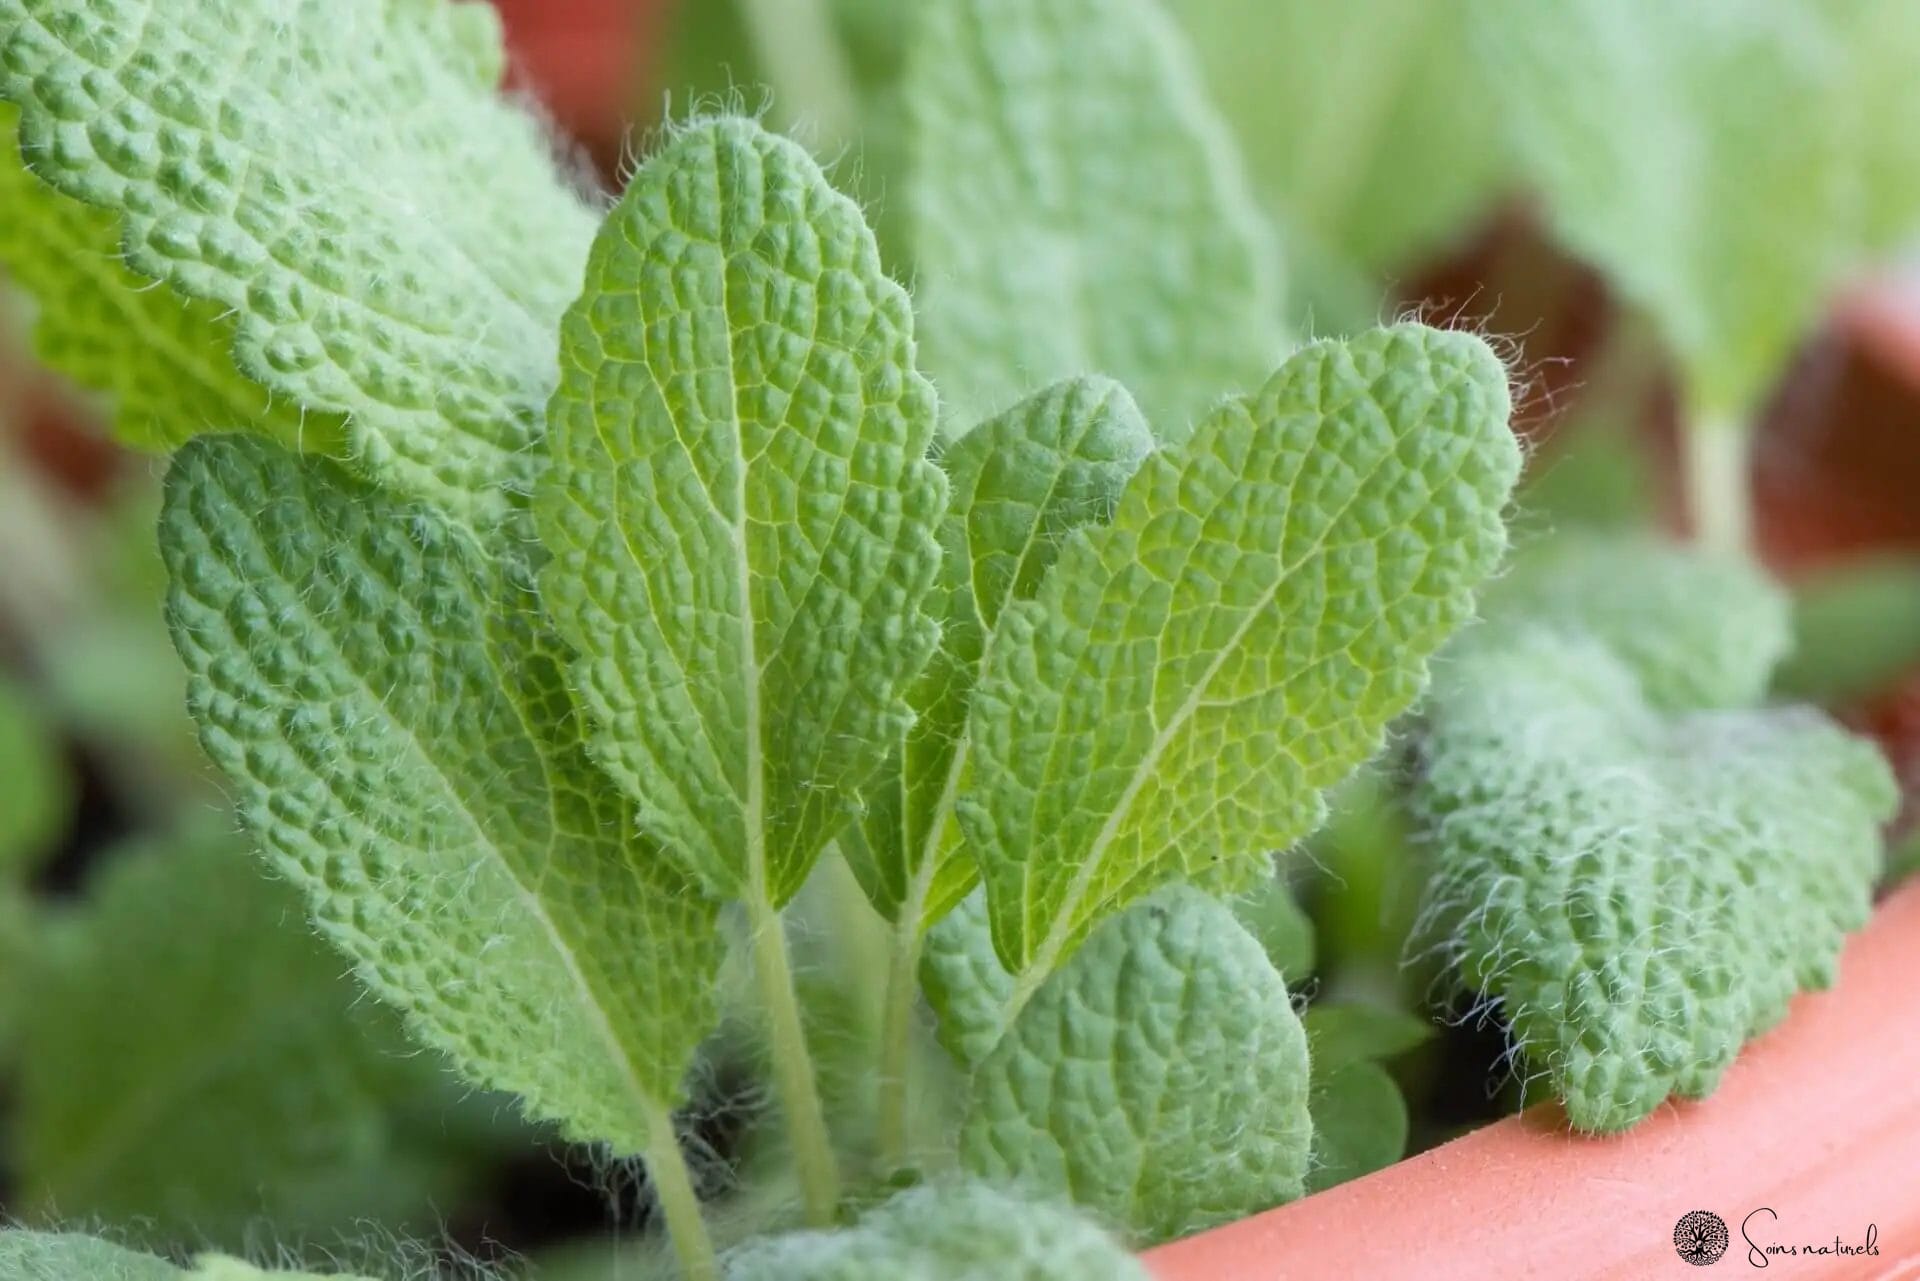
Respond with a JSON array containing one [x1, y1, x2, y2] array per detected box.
[[0, 1232, 375, 1281], [1774, 555, 1920, 704], [1298, 1001, 1426, 1193], [1417, 622, 1897, 1131], [1230, 873, 1316, 980], [1890, 828, 1920, 884], [1486, 535, 1790, 710], [0, 674, 66, 879], [1174, 0, 1506, 298], [960, 888, 1311, 1244], [0, 0, 595, 522], [959, 324, 1520, 998], [161, 435, 722, 1153], [904, 0, 1284, 434], [1306, 769, 1422, 989], [0, 103, 339, 455], [536, 116, 946, 908], [845, 377, 1154, 927], [918, 889, 1014, 1067], [1304, 1060, 1406, 1195], [720, 1180, 1149, 1280], [0, 1231, 180, 1281], [14, 827, 468, 1247], [1301, 1003, 1432, 1075], [1475, 0, 1920, 419]]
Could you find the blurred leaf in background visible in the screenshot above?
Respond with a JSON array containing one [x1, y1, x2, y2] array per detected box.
[[1301, 1004, 1431, 1194], [1476, 0, 1920, 422], [13, 825, 494, 1254], [1773, 556, 1920, 705], [1231, 872, 1315, 983], [652, 0, 913, 264], [1173, 0, 1508, 329], [0, 674, 67, 879], [902, 0, 1284, 434]]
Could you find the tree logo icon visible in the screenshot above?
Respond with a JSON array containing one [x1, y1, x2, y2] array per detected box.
[[1674, 1210, 1730, 1265]]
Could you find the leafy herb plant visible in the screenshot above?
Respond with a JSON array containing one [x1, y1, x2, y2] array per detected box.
[[0, 0, 1911, 1278]]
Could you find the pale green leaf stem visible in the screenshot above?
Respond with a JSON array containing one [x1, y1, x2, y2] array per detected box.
[[957, 325, 1520, 1027], [161, 436, 722, 1276], [0, 0, 596, 523]]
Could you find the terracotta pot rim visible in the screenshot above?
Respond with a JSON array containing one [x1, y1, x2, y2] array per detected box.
[[1140, 879, 1920, 1279]]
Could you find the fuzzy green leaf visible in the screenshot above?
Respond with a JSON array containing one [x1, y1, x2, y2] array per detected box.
[[1302, 1003, 1432, 1074], [960, 888, 1311, 1244], [1476, 0, 1920, 418], [537, 116, 946, 907], [0, 1233, 373, 1281], [0, 1232, 179, 1281], [1486, 535, 1790, 711], [0, 103, 338, 455], [845, 377, 1153, 927], [960, 324, 1520, 996], [0, 0, 594, 522], [161, 435, 722, 1153], [15, 828, 468, 1246], [722, 1180, 1147, 1280], [1417, 622, 1897, 1131], [905, 0, 1283, 434], [919, 889, 1015, 1067]]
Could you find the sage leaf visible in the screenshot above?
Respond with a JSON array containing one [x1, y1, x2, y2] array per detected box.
[[162, 435, 721, 1153]]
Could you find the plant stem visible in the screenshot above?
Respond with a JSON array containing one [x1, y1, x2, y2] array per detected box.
[[874, 898, 928, 1170], [641, 1104, 719, 1281], [746, 889, 842, 1225], [1681, 416, 1752, 554]]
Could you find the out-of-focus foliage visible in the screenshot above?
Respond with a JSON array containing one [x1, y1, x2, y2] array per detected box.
[[1476, 0, 1920, 420], [13, 826, 484, 1249], [1774, 556, 1920, 704], [1174, 0, 1506, 325], [904, 0, 1284, 434], [1302, 1004, 1430, 1194], [0, 675, 65, 878]]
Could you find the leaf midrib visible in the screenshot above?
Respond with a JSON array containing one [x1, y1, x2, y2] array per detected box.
[[1004, 364, 1455, 1016]]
